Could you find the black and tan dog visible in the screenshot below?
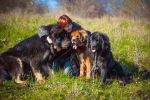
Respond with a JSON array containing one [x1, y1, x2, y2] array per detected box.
[[70, 29, 91, 80], [89, 32, 126, 85], [0, 25, 71, 84]]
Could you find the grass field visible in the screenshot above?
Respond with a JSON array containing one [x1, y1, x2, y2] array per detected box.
[[0, 14, 150, 100]]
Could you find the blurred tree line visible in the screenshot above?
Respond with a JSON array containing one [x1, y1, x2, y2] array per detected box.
[[0, 0, 49, 14], [0, 0, 149, 19], [59, 0, 106, 17], [122, 0, 150, 18], [59, 0, 150, 19]]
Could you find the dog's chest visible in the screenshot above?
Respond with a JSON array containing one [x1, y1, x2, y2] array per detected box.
[[77, 46, 89, 60], [93, 55, 104, 67]]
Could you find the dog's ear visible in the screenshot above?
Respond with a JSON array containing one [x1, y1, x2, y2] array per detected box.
[[79, 29, 87, 40], [79, 29, 90, 45], [102, 34, 110, 52]]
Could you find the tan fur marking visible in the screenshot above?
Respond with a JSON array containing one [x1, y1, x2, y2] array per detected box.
[[34, 72, 44, 83], [85, 57, 91, 80], [17, 58, 23, 69], [79, 61, 84, 77], [31, 66, 44, 83], [15, 74, 26, 84]]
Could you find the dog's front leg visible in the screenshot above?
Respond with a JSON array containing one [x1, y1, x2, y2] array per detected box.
[[101, 67, 107, 85], [34, 71, 44, 83], [32, 69, 44, 83], [90, 64, 95, 80], [79, 60, 84, 77], [30, 62, 44, 83], [85, 57, 91, 80], [90, 63, 97, 81], [79, 53, 84, 77]]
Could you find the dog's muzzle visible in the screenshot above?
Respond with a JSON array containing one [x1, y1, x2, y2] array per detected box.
[[72, 42, 77, 50], [72, 38, 79, 50]]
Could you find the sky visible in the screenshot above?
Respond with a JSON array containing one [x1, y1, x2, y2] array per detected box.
[[35, 0, 58, 9]]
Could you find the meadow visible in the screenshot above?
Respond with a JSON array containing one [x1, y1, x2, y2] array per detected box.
[[0, 14, 150, 100]]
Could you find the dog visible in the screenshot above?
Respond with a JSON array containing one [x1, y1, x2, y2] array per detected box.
[[89, 32, 126, 85], [0, 24, 71, 84], [70, 29, 91, 80]]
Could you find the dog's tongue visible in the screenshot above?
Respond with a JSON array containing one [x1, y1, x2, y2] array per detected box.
[[92, 49, 96, 53], [73, 45, 77, 50]]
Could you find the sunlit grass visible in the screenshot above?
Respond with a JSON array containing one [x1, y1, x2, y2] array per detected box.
[[0, 14, 150, 99]]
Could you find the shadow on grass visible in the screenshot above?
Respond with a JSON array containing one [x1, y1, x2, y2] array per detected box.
[[119, 60, 150, 99], [120, 59, 150, 80]]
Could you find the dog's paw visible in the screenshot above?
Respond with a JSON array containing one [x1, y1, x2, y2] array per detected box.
[[79, 74, 84, 77], [86, 76, 91, 80], [37, 79, 45, 84], [118, 79, 126, 86], [15, 80, 26, 85]]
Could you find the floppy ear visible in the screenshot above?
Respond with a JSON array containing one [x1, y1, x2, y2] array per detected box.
[[79, 29, 90, 47], [79, 29, 87, 41], [78, 31, 84, 42], [102, 34, 110, 52]]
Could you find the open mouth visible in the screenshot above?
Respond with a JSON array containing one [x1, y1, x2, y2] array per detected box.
[[72, 44, 77, 50], [72, 39, 78, 50]]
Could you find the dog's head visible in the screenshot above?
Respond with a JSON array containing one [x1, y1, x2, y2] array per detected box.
[[48, 25, 71, 51], [90, 32, 110, 53], [70, 29, 87, 50]]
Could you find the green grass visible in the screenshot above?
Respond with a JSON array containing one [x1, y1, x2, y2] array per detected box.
[[0, 14, 150, 100]]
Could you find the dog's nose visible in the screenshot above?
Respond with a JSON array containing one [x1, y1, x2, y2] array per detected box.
[[72, 39, 76, 43], [92, 46, 96, 48]]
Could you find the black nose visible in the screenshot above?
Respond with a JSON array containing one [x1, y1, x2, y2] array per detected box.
[[72, 39, 76, 42], [91, 45, 96, 48]]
